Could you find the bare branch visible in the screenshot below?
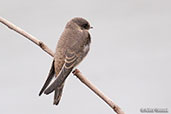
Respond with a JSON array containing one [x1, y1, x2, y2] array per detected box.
[[73, 69, 124, 114], [0, 16, 124, 114], [0, 17, 54, 57]]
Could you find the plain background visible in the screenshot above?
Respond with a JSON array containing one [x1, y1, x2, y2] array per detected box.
[[0, 0, 170, 114]]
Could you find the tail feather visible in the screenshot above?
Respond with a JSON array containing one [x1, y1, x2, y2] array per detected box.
[[44, 66, 73, 95], [39, 60, 55, 96], [53, 83, 64, 105]]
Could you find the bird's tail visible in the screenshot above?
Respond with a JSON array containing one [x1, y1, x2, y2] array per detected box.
[[53, 83, 64, 105], [44, 65, 73, 95]]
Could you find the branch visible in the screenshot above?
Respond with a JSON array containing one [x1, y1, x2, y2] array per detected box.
[[0, 17, 124, 114], [73, 69, 124, 114], [0, 17, 54, 57]]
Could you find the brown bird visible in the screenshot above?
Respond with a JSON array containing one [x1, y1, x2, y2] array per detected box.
[[39, 17, 92, 105]]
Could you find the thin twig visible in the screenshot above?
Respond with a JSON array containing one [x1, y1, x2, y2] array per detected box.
[[0, 17, 54, 57], [73, 69, 124, 114], [0, 16, 124, 114]]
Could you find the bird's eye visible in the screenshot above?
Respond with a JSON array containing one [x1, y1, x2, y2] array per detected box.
[[82, 24, 88, 29]]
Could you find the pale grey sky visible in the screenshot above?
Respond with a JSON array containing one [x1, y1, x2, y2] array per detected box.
[[0, 0, 171, 114]]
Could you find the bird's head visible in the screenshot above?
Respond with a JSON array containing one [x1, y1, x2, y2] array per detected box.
[[67, 17, 93, 30]]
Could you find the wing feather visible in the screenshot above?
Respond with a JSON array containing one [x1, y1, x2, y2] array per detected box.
[[44, 52, 78, 95]]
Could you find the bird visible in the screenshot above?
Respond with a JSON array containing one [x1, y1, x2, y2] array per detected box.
[[39, 17, 92, 105]]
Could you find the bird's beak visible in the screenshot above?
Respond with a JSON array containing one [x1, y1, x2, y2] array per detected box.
[[90, 26, 93, 29]]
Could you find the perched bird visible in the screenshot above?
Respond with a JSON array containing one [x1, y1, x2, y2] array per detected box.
[[39, 17, 92, 105]]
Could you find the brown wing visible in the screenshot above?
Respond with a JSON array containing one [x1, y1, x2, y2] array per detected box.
[[44, 51, 78, 95]]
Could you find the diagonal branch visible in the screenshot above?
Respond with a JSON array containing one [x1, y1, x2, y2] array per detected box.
[[73, 69, 124, 114], [0, 17, 54, 57], [0, 17, 124, 114]]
